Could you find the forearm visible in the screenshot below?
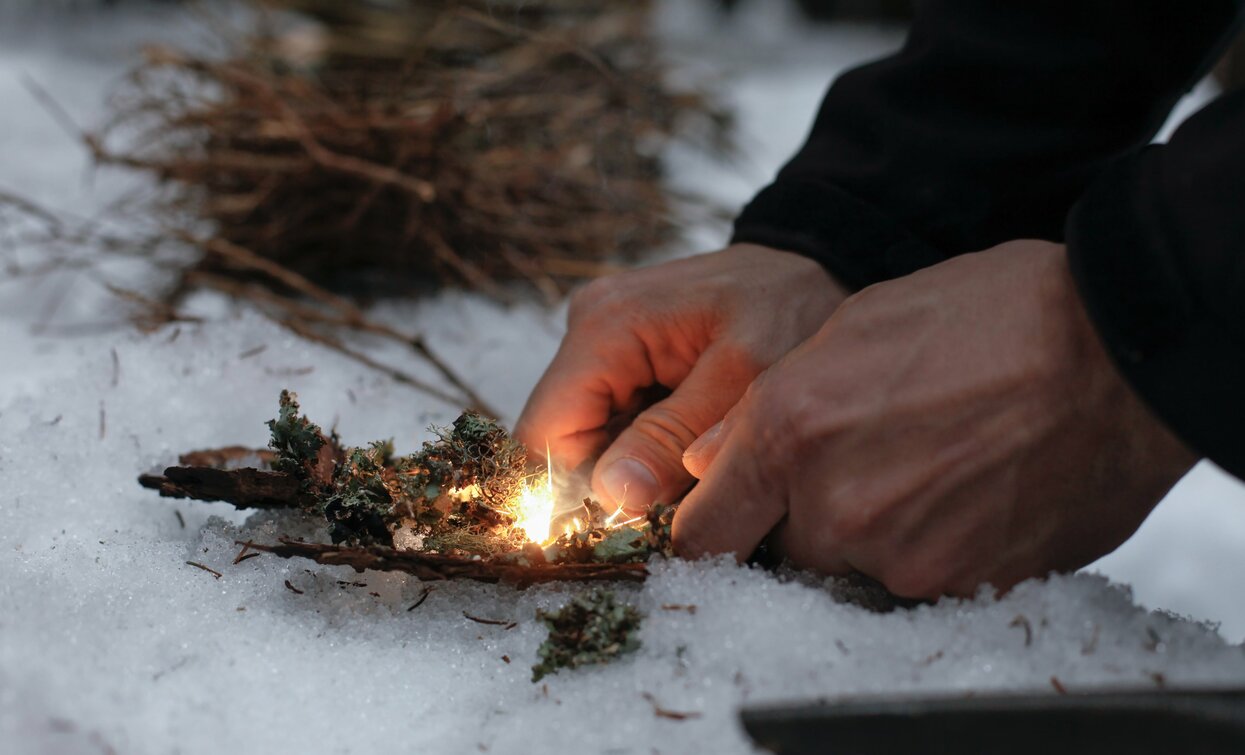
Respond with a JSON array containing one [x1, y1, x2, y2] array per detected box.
[[1067, 90, 1245, 479], [734, 0, 1243, 290]]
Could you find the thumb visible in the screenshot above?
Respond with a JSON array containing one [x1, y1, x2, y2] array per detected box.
[[591, 349, 752, 513]]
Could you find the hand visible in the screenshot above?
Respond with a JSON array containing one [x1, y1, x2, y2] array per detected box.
[[674, 240, 1196, 598], [515, 243, 846, 513]]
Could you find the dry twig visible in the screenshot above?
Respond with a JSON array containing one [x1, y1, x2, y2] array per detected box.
[[244, 538, 648, 588], [4, 1, 729, 414]]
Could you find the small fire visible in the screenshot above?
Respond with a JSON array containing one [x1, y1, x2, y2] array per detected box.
[[507, 444, 646, 545], [513, 472, 557, 544]]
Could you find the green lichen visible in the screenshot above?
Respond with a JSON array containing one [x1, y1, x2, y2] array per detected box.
[[434, 410, 527, 509], [540, 499, 668, 565], [369, 438, 396, 467], [262, 392, 534, 553], [266, 390, 325, 478], [393, 452, 451, 526], [260, 390, 680, 560], [532, 589, 643, 682], [541, 524, 647, 565], [591, 526, 648, 563], [323, 445, 397, 546]]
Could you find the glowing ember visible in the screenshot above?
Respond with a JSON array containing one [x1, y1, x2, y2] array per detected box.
[[513, 473, 557, 544]]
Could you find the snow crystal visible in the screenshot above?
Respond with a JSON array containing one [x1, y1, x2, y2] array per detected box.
[[4, 3, 1245, 754], [2, 317, 1244, 755]]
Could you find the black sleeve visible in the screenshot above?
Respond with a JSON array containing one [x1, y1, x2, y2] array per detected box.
[[732, 0, 1243, 290], [1066, 92, 1245, 479], [732, 1, 1245, 477]]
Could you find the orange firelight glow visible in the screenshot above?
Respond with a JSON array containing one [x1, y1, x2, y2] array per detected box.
[[513, 473, 556, 544], [506, 444, 645, 545]]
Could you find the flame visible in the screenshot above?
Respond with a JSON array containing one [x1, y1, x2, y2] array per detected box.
[[506, 443, 643, 545], [513, 471, 556, 544]]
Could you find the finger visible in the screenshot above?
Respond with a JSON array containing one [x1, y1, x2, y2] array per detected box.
[[514, 324, 658, 469], [682, 417, 730, 479], [670, 405, 790, 561], [591, 347, 755, 513]]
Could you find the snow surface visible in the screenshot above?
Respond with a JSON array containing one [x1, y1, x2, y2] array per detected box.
[[3, 2, 1245, 754]]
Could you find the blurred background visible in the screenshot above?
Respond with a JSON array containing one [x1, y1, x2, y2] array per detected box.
[[2, 0, 1244, 640]]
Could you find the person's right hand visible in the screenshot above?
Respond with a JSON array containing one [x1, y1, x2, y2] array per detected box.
[[672, 241, 1196, 598], [515, 243, 847, 514]]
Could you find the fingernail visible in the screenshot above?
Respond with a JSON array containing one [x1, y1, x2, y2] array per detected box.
[[682, 421, 723, 461], [599, 457, 659, 511]]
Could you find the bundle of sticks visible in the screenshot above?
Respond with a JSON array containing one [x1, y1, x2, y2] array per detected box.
[[5, 1, 727, 410], [140, 445, 651, 588], [94, 0, 729, 301]]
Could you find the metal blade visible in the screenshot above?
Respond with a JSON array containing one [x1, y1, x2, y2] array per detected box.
[[741, 688, 1245, 754]]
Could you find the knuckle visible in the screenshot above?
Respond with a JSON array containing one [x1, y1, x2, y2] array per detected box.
[[835, 283, 881, 318], [568, 275, 630, 323], [740, 370, 770, 405], [827, 501, 886, 544], [711, 341, 771, 381], [833, 291, 863, 318], [634, 404, 700, 461], [567, 280, 603, 322], [749, 378, 813, 461]]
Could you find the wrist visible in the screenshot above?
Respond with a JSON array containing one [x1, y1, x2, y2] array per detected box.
[[725, 242, 850, 303], [731, 178, 943, 290], [1049, 242, 1199, 478]]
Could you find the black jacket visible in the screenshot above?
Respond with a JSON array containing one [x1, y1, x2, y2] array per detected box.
[[732, 1, 1245, 479]]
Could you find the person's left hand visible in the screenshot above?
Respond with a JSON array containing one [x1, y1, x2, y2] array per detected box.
[[673, 240, 1197, 598]]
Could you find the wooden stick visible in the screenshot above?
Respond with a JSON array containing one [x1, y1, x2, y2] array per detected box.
[[139, 465, 310, 510], [241, 539, 648, 588]]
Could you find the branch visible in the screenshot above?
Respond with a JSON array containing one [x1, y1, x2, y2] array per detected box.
[[139, 465, 310, 509], [242, 539, 649, 588]]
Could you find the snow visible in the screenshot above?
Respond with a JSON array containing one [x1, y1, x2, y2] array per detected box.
[[3, 2, 1245, 754]]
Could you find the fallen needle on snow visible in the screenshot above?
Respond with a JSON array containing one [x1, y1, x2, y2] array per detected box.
[[185, 561, 222, 579], [642, 692, 702, 721]]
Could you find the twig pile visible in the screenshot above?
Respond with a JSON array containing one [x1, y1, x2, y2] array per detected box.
[[95, 0, 729, 300], [140, 390, 675, 585], [2, 0, 727, 410]]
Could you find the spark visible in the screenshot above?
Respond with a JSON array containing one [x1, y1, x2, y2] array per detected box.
[[514, 474, 556, 544], [511, 440, 557, 543]]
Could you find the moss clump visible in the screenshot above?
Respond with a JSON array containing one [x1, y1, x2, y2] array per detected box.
[[393, 410, 528, 552], [323, 445, 396, 546], [435, 410, 528, 510], [261, 391, 680, 559], [540, 499, 673, 565], [542, 525, 649, 565], [266, 390, 326, 478], [531, 589, 643, 682], [263, 391, 530, 551]]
